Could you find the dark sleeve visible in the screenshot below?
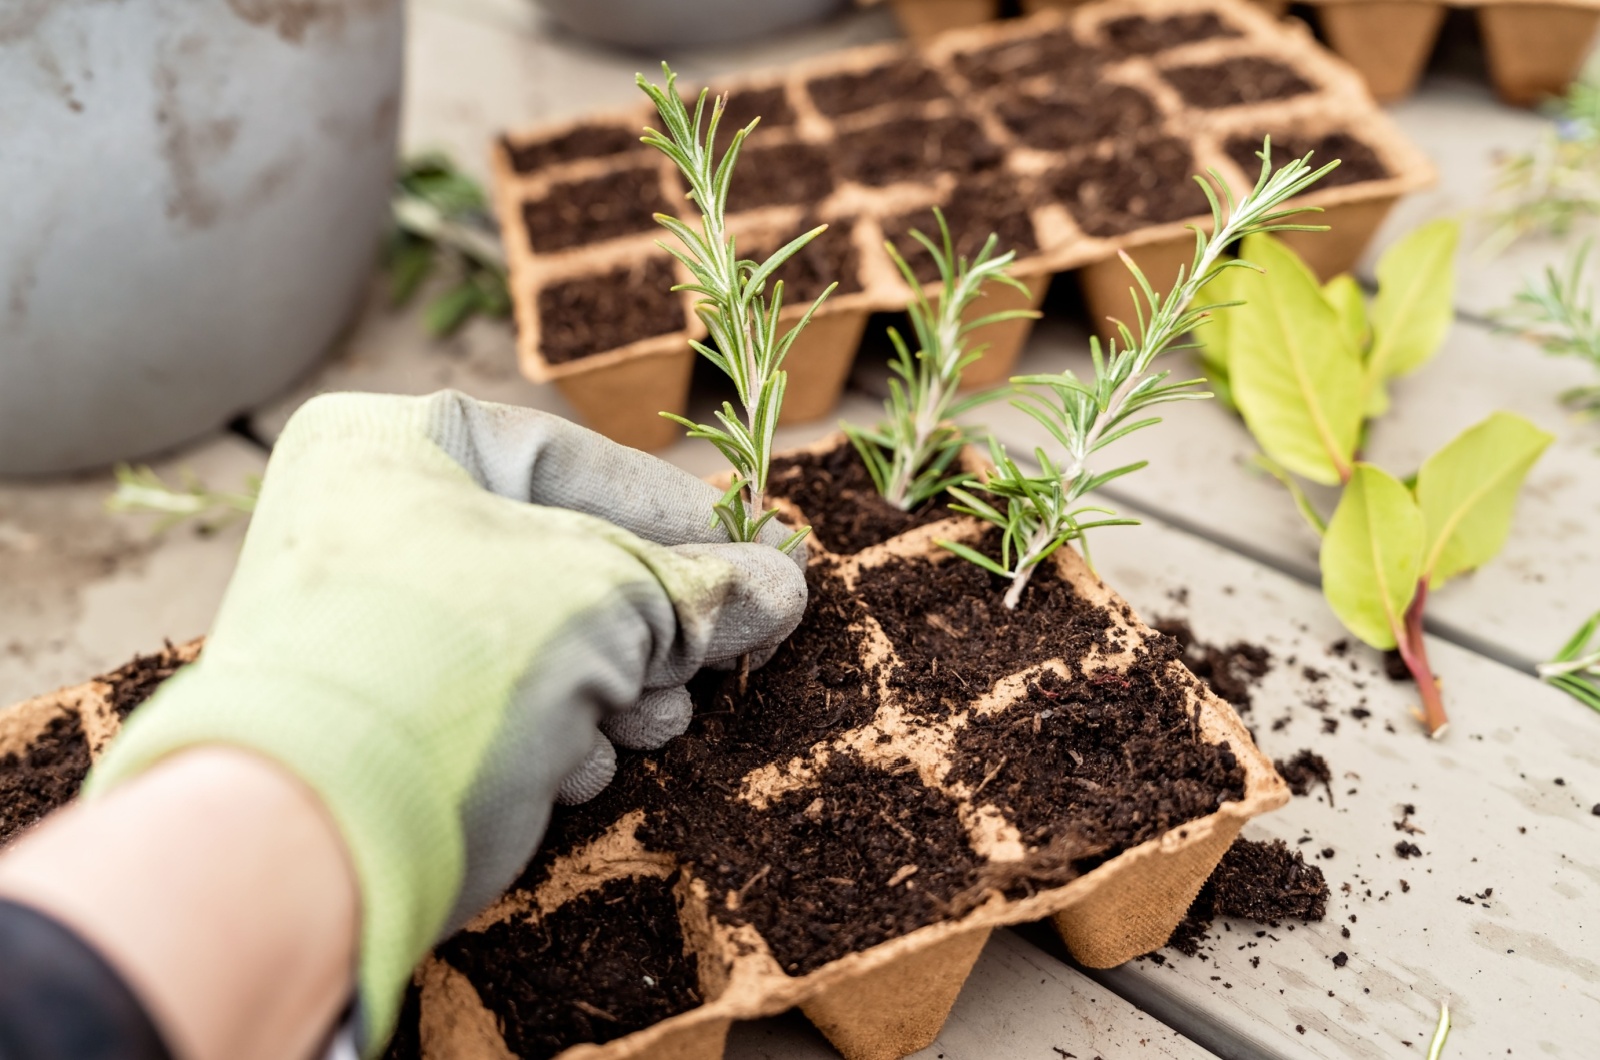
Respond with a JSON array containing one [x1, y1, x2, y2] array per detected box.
[[0, 898, 172, 1060]]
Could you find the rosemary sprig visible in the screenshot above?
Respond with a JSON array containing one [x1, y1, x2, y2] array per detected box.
[[107, 465, 260, 534], [1538, 609, 1600, 712], [638, 63, 833, 552], [1496, 240, 1600, 416], [943, 140, 1338, 608], [843, 212, 1039, 511], [387, 153, 511, 337], [1481, 77, 1600, 256]]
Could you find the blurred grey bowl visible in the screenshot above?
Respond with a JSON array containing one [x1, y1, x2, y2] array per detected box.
[[534, 0, 848, 48], [0, 1, 403, 475]]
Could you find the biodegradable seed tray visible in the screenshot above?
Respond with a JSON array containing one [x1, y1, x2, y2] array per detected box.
[[492, 0, 1432, 452]]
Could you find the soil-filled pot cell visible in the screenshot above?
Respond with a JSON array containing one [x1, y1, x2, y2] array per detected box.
[[503, 125, 642, 175], [1161, 57, 1316, 109], [949, 660, 1246, 871], [952, 29, 1107, 89], [725, 142, 837, 214], [0, 712, 91, 847], [771, 220, 866, 305], [1100, 12, 1241, 54], [768, 438, 958, 555], [1051, 135, 1212, 237], [881, 173, 1040, 285], [1225, 131, 1389, 189], [807, 57, 951, 118], [834, 114, 1005, 188], [438, 874, 702, 1060], [995, 82, 1160, 153], [521, 167, 671, 253], [719, 85, 797, 131], [537, 258, 684, 364], [104, 645, 189, 720]]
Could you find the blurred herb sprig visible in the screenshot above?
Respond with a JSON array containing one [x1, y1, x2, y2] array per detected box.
[[1482, 77, 1600, 256], [1496, 240, 1600, 417], [387, 153, 510, 336], [107, 465, 260, 534]]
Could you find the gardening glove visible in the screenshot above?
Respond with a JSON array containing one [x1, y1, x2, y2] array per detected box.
[[83, 390, 807, 1055]]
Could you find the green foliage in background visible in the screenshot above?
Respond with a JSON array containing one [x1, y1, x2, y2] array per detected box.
[[107, 465, 260, 534], [387, 153, 511, 337], [1496, 240, 1600, 417], [1483, 76, 1600, 255]]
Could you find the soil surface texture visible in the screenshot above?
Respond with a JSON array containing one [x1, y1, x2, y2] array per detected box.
[[1101, 13, 1241, 54], [1153, 618, 1272, 713], [726, 142, 836, 214], [1225, 131, 1389, 188], [438, 875, 701, 1060], [1052, 135, 1213, 237], [537, 258, 684, 364], [996, 82, 1159, 154], [808, 57, 949, 117], [0, 711, 91, 847], [1163, 838, 1329, 956], [1161, 57, 1315, 109], [768, 437, 957, 555], [953, 30, 1106, 90], [770, 219, 865, 305], [521, 167, 670, 253], [834, 114, 1004, 188], [504, 124, 641, 175], [719, 85, 796, 131], [103, 643, 191, 719], [881, 172, 1040, 285]]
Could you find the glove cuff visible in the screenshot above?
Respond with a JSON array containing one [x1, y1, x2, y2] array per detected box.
[[82, 661, 463, 1055]]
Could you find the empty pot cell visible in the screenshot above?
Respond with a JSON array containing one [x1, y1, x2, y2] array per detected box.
[[770, 219, 865, 304], [436, 875, 702, 1060], [882, 174, 1039, 285], [951, 29, 1106, 90], [1052, 135, 1212, 238], [537, 257, 684, 364], [1, 712, 91, 846], [1099, 12, 1241, 55], [1224, 131, 1390, 188], [807, 56, 950, 118], [726, 142, 836, 213], [502, 123, 642, 175], [995, 81, 1159, 153], [834, 113, 1003, 188], [949, 658, 1246, 891], [521, 166, 670, 253], [1161, 56, 1315, 109]]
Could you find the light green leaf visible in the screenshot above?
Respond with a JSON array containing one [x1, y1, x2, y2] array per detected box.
[[1323, 273, 1370, 356], [1415, 411, 1553, 587], [1229, 234, 1365, 486], [1366, 219, 1460, 415], [1320, 463, 1424, 650], [1195, 258, 1254, 379]]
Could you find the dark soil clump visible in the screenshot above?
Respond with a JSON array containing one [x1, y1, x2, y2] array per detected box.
[[1152, 619, 1272, 712], [834, 114, 1003, 188], [1053, 135, 1212, 237], [953, 30, 1105, 90], [996, 83, 1158, 153], [537, 258, 684, 364], [1225, 131, 1389, 188], [881, 172, 1039, 285], [522, 167, 670, 253], [768, 437, 956, 555], [503, 124, 641, 174], [0, 712, 91, 847], [1161, 57, 1315, 109], [1162, 838, 1329, 955], [1101, 13, 1241, 54], [727, 142, 836, 213], [1276, 749, 1332, 799], [438, 875, 701, 1060], [808, 58, 949, 117], [103, 642, 190, 719]]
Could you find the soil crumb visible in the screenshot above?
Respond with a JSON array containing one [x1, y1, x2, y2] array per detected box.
[[1275, 750, 1333, 801]]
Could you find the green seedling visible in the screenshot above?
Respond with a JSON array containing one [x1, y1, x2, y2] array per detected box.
[[940, 141, 1338, 608], [387, 152, 511, 337], [107, 465, 260, 534], [843, 212, 1039, 511], [638, 63, 832, 552], [1496, 240, 1600, 417], [1539, 609, 1600, 712]]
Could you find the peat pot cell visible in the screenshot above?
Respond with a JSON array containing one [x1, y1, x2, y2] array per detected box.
[[521, 167, 671, 253], [537, 257, 684, 364], [995, 82, 1159, 154], [717, 85, 796, 131], [806, 56, 949, 118], [1052, 135, 1212, 238], [950, 660, 1246, 887], [833, 114, 1004, 188], [0, 713, 91, 847], [768, 435, 957, 554], [952, 29, 1107, 90], [1161, 57, 1315, 109], [882, 173, 1040, 285], [725, 142, 836, 213], [502, 124, 642, 175], [1100, 13, 1241, 55], [851, 533, 1120, 710], [769, 219, 865, 304], [437, 875, 702, 1060], [1225, 131, 1390, 188]]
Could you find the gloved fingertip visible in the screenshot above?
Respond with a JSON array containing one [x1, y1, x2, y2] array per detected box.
[[554, 733, 616, 805], [603, 687, 692, 750]]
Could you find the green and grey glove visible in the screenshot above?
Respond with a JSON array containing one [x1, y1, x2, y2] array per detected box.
[[83, 390, 807, 1054]]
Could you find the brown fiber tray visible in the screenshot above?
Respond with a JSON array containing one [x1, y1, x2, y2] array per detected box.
[[886, 0, 1600, 105], [491, 0, 1432, 451], [0, 438, 1289, 1060]]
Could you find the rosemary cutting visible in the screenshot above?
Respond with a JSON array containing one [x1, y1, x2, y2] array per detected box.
[[1539, 610, 1600, 712], [1497, 240, 1600, 417], [387, 152, 510, 337]]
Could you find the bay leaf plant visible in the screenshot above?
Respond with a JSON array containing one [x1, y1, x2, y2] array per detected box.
[[638, 63, 833, 553], [936, 143, 1340, 609], [1495, 239, 1600, 418], [1214, 229, 1553, 736], [843, 213, 1040, 511]]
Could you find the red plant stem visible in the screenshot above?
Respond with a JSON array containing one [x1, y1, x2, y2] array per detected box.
[[1395, 580, 1449, 738]]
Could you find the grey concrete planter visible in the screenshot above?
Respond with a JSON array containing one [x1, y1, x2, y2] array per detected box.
[[0, 0, 404, 475], [534, 0, 847, 48]]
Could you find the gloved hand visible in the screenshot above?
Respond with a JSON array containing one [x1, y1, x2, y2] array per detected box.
[[83, 391, 807, 1055]]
